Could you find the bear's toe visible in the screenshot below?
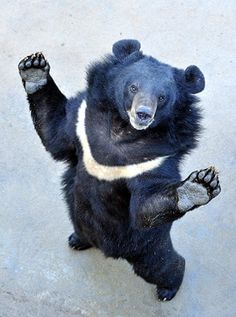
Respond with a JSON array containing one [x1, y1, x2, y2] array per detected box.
[[18, 52, 49, 72]]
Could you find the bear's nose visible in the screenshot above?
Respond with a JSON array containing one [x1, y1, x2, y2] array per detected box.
[[136, 105, 153, 121]]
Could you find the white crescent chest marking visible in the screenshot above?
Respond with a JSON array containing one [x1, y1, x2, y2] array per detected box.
[[76, 100, 169, 181]]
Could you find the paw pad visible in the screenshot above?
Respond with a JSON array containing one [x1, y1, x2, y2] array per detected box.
[[177, 166, 221, 212], [18, 52, 50, 94]]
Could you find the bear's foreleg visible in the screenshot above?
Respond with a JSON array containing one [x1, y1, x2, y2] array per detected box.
[[133, 167, 221, 228], [18, 53, 76, 162]]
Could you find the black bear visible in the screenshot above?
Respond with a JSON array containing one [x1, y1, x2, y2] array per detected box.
[[18, 39, 221, 301]]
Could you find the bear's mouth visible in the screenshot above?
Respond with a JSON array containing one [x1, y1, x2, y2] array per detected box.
[[128, 111, 154, 130]]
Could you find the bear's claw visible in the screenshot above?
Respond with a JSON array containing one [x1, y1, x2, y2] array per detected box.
[[188, 166, 221, 200]]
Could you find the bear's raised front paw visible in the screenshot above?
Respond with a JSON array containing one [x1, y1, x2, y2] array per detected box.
[[177, 166, 221, 212], [18, 52, 50, 94]]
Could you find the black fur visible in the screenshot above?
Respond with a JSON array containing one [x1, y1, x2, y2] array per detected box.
[[21, 39, 206, 301]]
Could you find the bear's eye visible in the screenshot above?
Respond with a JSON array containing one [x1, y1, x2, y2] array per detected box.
[[158, 95, 166, 103], [129, 85, 138, 93]]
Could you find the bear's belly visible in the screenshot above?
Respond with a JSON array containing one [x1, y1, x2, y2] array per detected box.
[[73, 167, 132, 254]]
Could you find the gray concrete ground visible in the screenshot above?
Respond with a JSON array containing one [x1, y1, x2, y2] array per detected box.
[[0, 1, 235, 316]]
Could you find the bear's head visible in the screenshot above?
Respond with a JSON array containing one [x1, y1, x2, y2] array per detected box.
[[107, 39, 205, 130]]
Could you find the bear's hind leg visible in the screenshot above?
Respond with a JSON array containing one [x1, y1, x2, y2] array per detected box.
[[68, 232, 92, 251], [132, 237, 185, 301], [155, 252, 185, 301], [63, 167, 92, 251]]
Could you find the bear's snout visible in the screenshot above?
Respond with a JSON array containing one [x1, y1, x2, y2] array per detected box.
[[128, 96, 157, 130], [136, 105, 153, 121]]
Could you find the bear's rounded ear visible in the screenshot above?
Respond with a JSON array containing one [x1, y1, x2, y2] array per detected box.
[[112, 39, 141, 60], [184, 65, 205, 94]]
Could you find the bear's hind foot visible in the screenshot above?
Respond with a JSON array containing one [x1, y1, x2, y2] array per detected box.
[[68, 232, 92, 251], [156, 286, 179, 301]]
